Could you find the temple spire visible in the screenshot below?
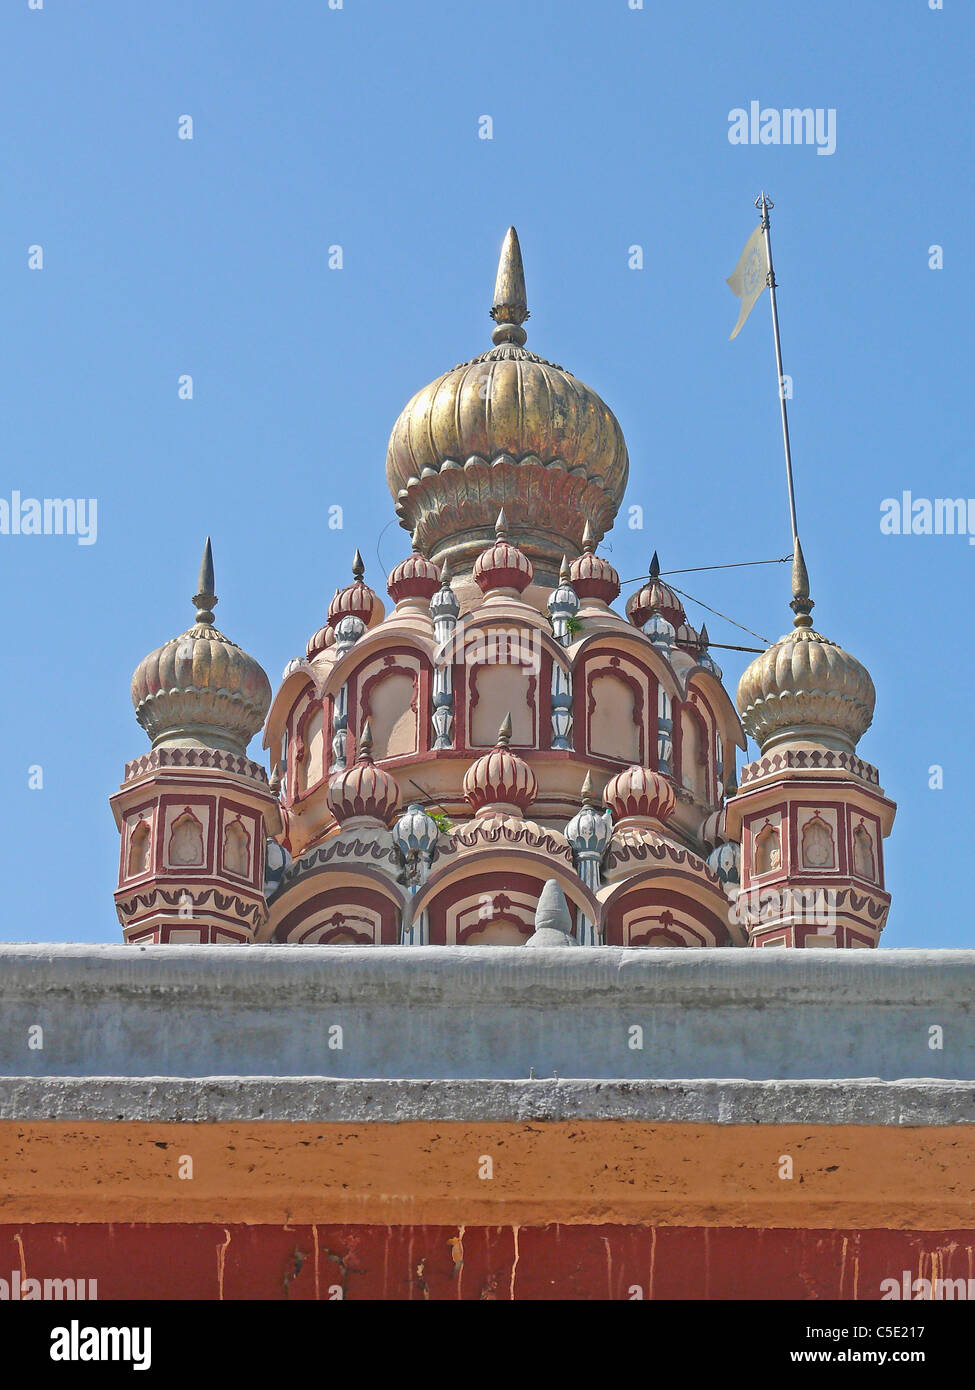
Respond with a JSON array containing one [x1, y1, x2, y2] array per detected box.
[[789, 536, 814, 629], [490, 227, 529, 346], [192, 537, 217, 625]]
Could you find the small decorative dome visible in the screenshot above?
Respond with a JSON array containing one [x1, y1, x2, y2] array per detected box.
[[392, 802, 441, 859], [388, 531, 441, 604], [463, 714, 537, 814], [626, 552, 686, 629], [429, 559, 460, 623], [327, 720, 400, 825], [565, 772, 614, 860], [644, 611, 676, 652], [547, 557, 579, 617], [327, 551, 383, 630], [569, 521, 620, 602], [604, 764, 676, 824], [472, 509, 534, 594], [305, 621, 336, 660], [386, 227, 628, 579], [706, 840, 741, 890], [695, 623, 722, 678], [130, 539, 271, 756], [736, 539, 875, 755]]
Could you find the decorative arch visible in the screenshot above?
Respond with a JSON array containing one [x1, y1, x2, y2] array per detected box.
[[852, 821, 876, 881], [602, 882, 732, 948], [168, 809, 204, 868], [801, 813, 835, 870], [127, 819, 151, 878], [753, 821, 781, 876], [222, 818, 251, 878], [580, 653, 649, 765]]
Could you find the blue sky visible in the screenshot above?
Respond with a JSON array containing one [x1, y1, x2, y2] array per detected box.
[[0, 0, 968, 945]]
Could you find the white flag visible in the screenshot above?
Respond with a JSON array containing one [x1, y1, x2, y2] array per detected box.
[[726, 224, 769, 340]]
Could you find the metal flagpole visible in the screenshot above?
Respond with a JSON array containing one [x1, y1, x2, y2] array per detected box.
[[755, 191, 799, 544]]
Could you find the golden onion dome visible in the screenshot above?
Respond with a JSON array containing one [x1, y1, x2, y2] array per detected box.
[[736, 539, 875, 755], [385, 227, 628, 582], [130, 539, 271, 755]]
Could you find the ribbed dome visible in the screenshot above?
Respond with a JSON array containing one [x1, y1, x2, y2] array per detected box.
[[626, 552, 685, 629], [130, 539, 271, 756], [472, 510, 533, 594], [327, 721, 399, 824], [604, 765, 676, 824], [327, 550, 383, 629], [569, 521, 620, 602], [736, 540, 875, 754], [386, 228, 628, 581], [463, 714, 537, 814], [388, 535, 441, 603]]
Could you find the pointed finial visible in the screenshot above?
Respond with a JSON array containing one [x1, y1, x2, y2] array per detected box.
[[410, 526, 424, 556], [649, 551, 660, 580], [495, 507, 509, 540], [358, 719, 374, 761], [581, 520, 595, 554], [580, 770, 597, 806], [192, 537, 218, 624], [439, 557, 453, 588], [490, 227, 529, 347], [789, 536, 815, 628], [352, 548, 365, 581], [559, 555, 571, 584], [699, 622, 710, 649], [497, 713, 512, 747]]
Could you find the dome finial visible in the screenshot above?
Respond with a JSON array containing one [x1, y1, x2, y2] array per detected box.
[[192, 536, 217, 625], [789, 536, 815, 629], [358, 719, 374, 762], [495, 507, 509, 540], [497, 712, 512, 747], [581, 520, 595, 554], [490, 227, 529, 347], [649, 550, 660, 580], [352, 548, 365, 581], [559, 555, 571, 583], [580, 769, 597, 806]]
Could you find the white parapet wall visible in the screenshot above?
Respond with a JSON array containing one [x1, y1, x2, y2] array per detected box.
[[1, 942, 973, 1084]]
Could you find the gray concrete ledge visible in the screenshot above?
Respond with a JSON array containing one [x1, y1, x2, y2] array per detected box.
[[1, 1077, 973, 1126], [2, 944, 974, 1081]]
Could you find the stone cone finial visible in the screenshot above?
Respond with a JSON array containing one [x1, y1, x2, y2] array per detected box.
[[358, 719, 374, 762], [497, 712, 512, 747], [490, 226, 529, 345], [495, 508, 509, 540], [581, 520, 595, 554], [525, 878, 580, 947], [559, 555, 571, 583], [192, 537, 217, 625], [789, 536, 814, 628], [649, 550, 660, 580], [352, 548, 365, 581], [580, 770, 597, 806]]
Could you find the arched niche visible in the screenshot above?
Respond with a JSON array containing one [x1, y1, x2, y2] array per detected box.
[[168, 810, 204, 868], [469, 664, 535, 748], [364, 670, 417, 758], [127, 820, 151, 878], [223, 818, 250, 878]]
